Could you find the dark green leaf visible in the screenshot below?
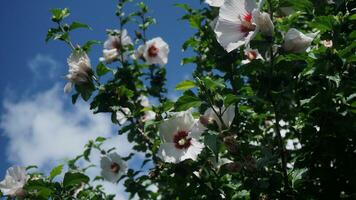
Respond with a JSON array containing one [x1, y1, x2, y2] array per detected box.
[[63, 172, 90, 188], [69, 21, 91, 31], [96, 62, 111, 76]]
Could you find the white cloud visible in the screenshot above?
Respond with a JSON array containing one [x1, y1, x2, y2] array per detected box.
[[0, 84, 134, 199], [28, 54, 61, 80]]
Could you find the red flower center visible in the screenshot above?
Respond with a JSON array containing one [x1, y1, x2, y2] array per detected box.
[[246, 51, 257, 60], [112, 40, 121, 50], [110, 162, 120, 174], [239, 12, 255, 36], [173, 130, 191, 149], [148, 45, 159, 57]]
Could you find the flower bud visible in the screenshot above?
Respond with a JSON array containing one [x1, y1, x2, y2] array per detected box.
[[199, 116, 212, 127], [283, 28, 319, 53], [224, 162, 242, 173], [135, 30, 142, 39], [321, 40, 333, 48], [223, 135, 238, 154], [252, 10, 274, 37]]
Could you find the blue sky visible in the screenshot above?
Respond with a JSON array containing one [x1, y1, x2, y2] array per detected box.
[[0, 0, 202, 198]]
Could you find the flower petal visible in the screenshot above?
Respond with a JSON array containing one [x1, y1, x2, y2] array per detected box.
[[180, 139, 204, 162], [157, 143, 185, 163]]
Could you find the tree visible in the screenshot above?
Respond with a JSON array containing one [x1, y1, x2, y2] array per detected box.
[[1, 0, 355, 199]]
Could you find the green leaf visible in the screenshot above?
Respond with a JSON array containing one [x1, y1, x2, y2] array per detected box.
[[51, 8, 70, 22], [174, 3, 192, 12], [162, 101, 174, 112], [117, 86, 134, 99], [49, 164, 63, 181], [175, 80, 196, 90], [205, 133, 218, 159], [188, 15, 203, 29], [287, 0, 312, 11], [76, 82, 95, 101], [72, 93, 79, 104], [309, 15, 336, 33], [83, 148, 91, 161], [326, 74, 341, 87], [96, 62, 111, 76], [175, 90, 202, 111], [203, 77, 225, 90], [82, 40, 101, 52], [63, 172, 89, 188], [349, 13, 356, 20], [45, 28, 61, 42], [95, 137, 106, 143], [69, 21, 91, 31], [25, 179, 54, 198], [181, 56, 197, 65], [26, 165, 38, 170], [224, 94, 239, 107], [290, 168, 307, 187]]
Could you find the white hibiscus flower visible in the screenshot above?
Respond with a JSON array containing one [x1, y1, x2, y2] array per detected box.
[[321, 40, 333, 48], [0, 166, 28, 198], [214, 0, 273, 52], [64, 50, 92, 93], [205, 0, 225, 7], [116, 107, 131, 125], [141, 37, 169, 66], [202, 105, 235, 130], [157, 111, 205, 163], [241, 47, 264, 64], [138, 96, 156, 122], [100, 29, 132, 63], [131, 44, 145, 60], [100, 152, 127, 183], [286, 138, 302, 150], [282, 28, 319, 53]]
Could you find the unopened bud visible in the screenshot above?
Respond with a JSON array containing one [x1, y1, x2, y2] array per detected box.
[[135, 30, 142, 39], [199, 116, 211, 127], [321, 40, 333, 48], [224, 162, 242, 173], [223, 135, 238, 154], [245, 155, 257, 171]]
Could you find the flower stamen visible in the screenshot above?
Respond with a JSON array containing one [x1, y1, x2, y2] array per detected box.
[[110, 162, 120, 174], [148, 45, 159, 57], [173, 130, 191, 149], [239, 13, 255, 35]]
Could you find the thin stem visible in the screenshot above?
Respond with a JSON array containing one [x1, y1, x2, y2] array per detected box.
[[273, 105, 291, 193], [92, 75, 101, 86], [200, 83, 227, 129], [57, 22, 76, 50], [267, 0, 292, 194], [140, 14, 147, 44], [118, 14, 126, 65]]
